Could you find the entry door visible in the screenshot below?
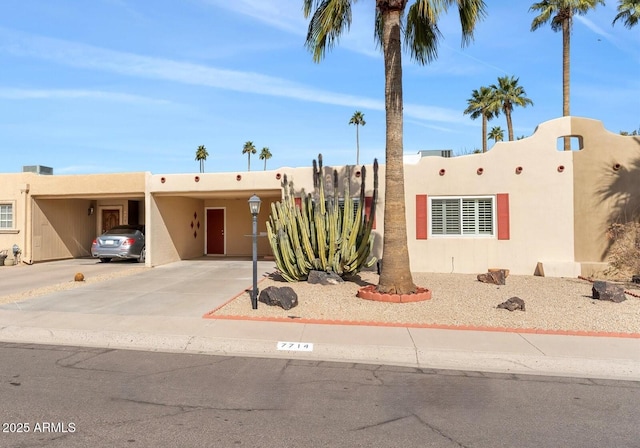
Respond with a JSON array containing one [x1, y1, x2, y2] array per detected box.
[[102, 209, 120, 233], [206, 209, 225, 254]]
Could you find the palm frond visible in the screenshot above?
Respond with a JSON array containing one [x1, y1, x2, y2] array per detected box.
[[305, 0, 353, 62]]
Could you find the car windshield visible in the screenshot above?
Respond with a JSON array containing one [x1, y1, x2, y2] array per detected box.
[[104, 227, 140, 235]]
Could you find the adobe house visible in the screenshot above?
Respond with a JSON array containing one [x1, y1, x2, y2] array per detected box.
[[1, 117, 637, 277]]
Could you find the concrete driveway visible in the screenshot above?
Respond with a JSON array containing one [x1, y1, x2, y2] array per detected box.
[[0, 258, 276, 317]]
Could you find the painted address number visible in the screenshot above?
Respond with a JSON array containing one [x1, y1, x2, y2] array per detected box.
[[277, 342, 314, 352]]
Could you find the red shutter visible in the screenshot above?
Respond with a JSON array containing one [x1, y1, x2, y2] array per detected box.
[[497, 193, 510, 240], [416, 195, 428, 240], [364, 196, 376, 229], [294, 197, 301, 209]]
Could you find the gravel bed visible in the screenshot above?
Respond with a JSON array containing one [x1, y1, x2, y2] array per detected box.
[[0, 267, 150, 305], [211, 271, 640, 334]]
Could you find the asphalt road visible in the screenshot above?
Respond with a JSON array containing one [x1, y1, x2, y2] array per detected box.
[[1, 343, 639, 448]]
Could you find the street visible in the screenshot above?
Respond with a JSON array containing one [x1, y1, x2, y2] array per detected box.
[[1, 342, 638, 448]]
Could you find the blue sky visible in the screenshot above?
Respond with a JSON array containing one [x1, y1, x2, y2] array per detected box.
[[0, 0, 638, 175]]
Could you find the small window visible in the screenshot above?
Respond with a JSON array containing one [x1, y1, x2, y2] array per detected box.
[[0, 203, 14, 229], [430, 197, 494, 237]]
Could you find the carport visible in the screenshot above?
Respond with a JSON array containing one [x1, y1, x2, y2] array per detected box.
[[147, 178, 281, 267], [24, 173, 148, 263]]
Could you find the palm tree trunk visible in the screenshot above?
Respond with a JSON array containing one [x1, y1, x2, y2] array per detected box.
[[482, 115, 487, 153], [562, 16, 571, 150], [356, 124, 360, 165], [264, 159, 267, 171], [248, 153, 251, 171], [378, 7, 416, 295], [506, 111, 514, 141]]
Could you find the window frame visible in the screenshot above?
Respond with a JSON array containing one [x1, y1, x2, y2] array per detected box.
[[428, 195, 496, 238], [0, 201, 16, 231]]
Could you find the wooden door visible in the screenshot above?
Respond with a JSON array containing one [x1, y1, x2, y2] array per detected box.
[[206, 209, 225, 254], [102, 209, 120, 233]]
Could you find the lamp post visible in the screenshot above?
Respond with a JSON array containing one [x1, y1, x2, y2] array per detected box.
[[248, 194, 261, 309]]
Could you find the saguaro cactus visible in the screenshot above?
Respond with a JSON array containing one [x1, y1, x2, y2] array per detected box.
[[266, 155, 378, 282]]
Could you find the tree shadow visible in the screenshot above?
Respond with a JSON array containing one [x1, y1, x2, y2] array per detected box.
[[596, 137, 640, 258]]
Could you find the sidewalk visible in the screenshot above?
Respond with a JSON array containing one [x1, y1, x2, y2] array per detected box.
[[0, 259, 639, 381]]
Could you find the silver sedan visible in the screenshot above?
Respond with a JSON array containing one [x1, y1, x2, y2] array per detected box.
[[91, 225, 145, 263]]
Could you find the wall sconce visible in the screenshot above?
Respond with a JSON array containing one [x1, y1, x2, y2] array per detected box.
[[88, 206, 94, 216]]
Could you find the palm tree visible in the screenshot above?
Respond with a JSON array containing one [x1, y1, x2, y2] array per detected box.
[[195, 145, 209, 173], [304, 0, 486, 295], [464, 86, 500, 153], [349, 111, 366, 165], [613, 0, 640, 28], [242, 141, 257, 171], [488, 126, 504, 145], [259, 147, 272, 170], [530, 0, 604, 150], [490, 76, 533, 142]]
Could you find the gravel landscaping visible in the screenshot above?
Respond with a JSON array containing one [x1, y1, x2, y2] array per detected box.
[[210, 271, 640, 335]]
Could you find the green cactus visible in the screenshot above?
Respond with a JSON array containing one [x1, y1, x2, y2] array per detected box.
[[267, 155, 378, 282]]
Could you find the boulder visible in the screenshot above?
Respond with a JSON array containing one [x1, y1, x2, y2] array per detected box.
[[258, 286, 299, 310], [632, 275, 640, 284], [307, 270, 344, 285], [592, 281, 626, 303], [497, 296, 525, 311], [477, 270, 506, 286], [74, 272, 85, 282]]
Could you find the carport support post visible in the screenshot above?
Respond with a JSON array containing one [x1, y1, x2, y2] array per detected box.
[[248, 194, 262, 309]]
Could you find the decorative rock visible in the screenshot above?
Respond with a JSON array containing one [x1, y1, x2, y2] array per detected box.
[[258, 286, 299, 310], [592, 281, 626, 303], [477, 270, 506, 286], [74, 272, 85, 282], [307, 270, 344, 285], [632, 275, 640, 284], [497, 296, 525, 311]]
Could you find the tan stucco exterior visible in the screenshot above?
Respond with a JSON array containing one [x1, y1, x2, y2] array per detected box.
[[1, 117, 637, 276]]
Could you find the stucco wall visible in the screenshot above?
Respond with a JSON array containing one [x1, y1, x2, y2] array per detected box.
[[404, 118, 576, 275], [203, 198, 275, 257], [571, 118, 640, 266], [32, 198, 96, 261], [148, 195, 205, 266], [0, 174, 30, 262]]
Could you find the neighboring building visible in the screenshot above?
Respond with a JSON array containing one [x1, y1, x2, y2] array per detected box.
[[0, 117, 637, 277]]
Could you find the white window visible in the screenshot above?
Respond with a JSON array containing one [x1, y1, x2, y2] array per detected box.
[[0, 203, 14, 229], [430, 196, 494, 237]]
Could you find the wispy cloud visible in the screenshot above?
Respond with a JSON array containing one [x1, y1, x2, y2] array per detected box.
[[0, 28, 464, 124], [203, 0, 381, 58], [0, 87, 170, 104]]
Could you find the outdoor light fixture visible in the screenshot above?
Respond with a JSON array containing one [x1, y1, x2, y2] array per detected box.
[[248, 194, 262, 309], [88, 206, 94, 216]]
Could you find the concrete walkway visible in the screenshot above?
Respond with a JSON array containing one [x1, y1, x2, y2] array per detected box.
[[0, 259, 638, 381]]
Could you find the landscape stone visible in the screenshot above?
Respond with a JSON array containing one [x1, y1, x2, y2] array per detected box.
[[258, 286, 299, 310], [477, 270, 506, 285], [497, 296, 525, 311], [632, 275, 640, 284], [307, 270, 344, 285], [592, 281, 626, 303]]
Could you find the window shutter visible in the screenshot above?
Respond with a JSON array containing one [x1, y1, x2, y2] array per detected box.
[[416, 195, 427, 239], [444, 199, 460, 235], [497, 193, 510, 240], [364, 196, 376, 229]]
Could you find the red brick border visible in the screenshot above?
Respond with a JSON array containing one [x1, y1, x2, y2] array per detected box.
[[356, 285, 432, 303]]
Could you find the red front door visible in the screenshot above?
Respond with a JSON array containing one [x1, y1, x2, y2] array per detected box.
[[206, 209, 225, 254]]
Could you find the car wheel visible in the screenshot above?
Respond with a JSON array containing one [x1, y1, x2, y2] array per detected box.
[[138, 248, 146, 263], [100, 258, 112, 263]]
